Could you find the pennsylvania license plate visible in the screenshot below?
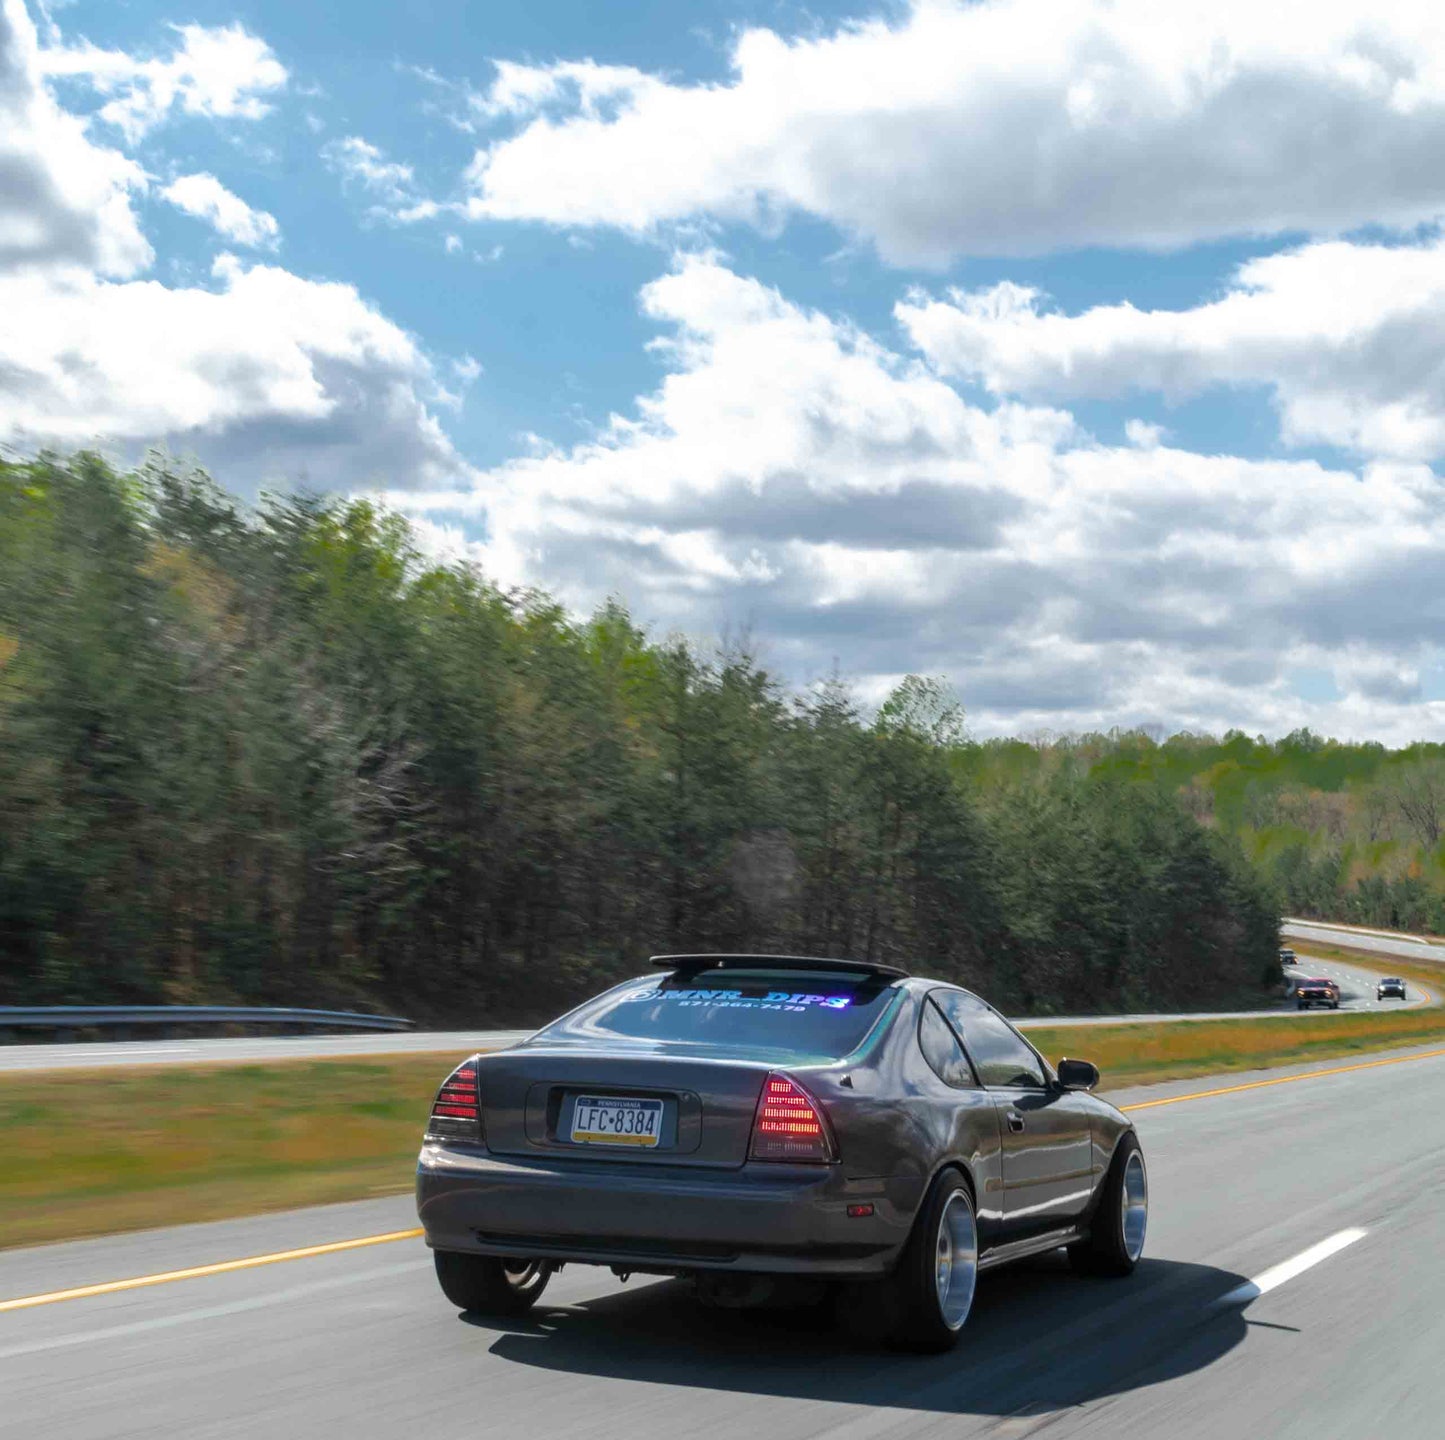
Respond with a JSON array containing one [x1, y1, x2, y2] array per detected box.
[[570, 1095, 664, 1147]]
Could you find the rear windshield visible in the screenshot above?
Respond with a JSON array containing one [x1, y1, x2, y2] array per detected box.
[[534, 971, 901, 1061]]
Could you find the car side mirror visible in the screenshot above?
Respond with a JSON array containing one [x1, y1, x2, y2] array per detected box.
[[1056, 1057, 1100, 1091]]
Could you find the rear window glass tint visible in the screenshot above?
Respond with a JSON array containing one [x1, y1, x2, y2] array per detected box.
[[537, 972, 900, 1061]]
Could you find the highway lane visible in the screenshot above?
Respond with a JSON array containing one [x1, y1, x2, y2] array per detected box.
[[1282, 955, 1430, 1012], [1283, 916, 1445, 965], [2, 1042, 1442, 1440], [2, 954, 1427, 1073], [0, 1029, 537, 1072]]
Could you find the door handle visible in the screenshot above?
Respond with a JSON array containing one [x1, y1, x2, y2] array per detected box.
[[1006, 1111, 1025, 1133]]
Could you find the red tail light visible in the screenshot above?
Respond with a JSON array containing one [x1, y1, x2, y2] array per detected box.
[[426, 1062, 481, 1143], [749, 1073, 836, 1163]]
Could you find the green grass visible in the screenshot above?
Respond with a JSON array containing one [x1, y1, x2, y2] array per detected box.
[[0, 1051, 471, 1251], [5, 991, 1444, 1251], [1033, 1009, 1445, 1091]]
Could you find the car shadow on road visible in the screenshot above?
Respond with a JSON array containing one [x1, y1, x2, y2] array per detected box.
[[465, 1252, 1254, 1418]]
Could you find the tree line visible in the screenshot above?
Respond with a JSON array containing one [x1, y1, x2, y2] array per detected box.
[[973, 729, 1445, 937], [0, 453, 1278, 1022]]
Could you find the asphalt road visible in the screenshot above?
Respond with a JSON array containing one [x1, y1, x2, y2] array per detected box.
[[0, 1029, 537, 1073], [2, 1040, 1440, 1439], [2, 950, 1427, 1073], [1281, 955, 1431, 1013], [1282, 917, 1445, 965]]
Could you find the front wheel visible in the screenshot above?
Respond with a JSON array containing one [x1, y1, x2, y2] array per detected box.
[[1069, 1133, 1147, 1278], [433, 1251, 552, 1315]]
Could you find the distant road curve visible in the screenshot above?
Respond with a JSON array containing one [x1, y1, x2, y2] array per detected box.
[[1282, 916, 1445, 963]]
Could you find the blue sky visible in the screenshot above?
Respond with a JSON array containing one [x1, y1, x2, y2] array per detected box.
[[42, 0, 1291, 468], [9, 0, 1445, 739]]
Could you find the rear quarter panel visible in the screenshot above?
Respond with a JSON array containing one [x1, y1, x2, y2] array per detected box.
[[824, 988, 1005, 1243]]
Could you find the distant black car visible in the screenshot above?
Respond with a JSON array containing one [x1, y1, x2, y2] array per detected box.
[[1377, 978, 1407, 1000], [1279, 947, 1297, 966], [416, 954, 1147, 1352], [1296, 976, 1340, 1010]]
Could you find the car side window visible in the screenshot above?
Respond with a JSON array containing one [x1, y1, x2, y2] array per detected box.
[[934, 991, 1046, 1089], [918, 997, 978, 1088]]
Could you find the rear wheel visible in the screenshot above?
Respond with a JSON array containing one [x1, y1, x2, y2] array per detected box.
[[1069, 1134, 1147, 1278], [866, 1170, 978, 1353], [433, 1252, 552, 1315]]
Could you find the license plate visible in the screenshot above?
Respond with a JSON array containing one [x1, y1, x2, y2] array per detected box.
[[570, 1095, 664, 1148]]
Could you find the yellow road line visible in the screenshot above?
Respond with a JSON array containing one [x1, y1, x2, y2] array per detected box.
[[7, 1042, 1445, 1314], [0, 1228, 425, 1314], [1121, 1046, 1445, 1112]]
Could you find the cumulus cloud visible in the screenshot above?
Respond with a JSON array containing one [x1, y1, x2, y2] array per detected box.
[[0, 254, 474, 493], [38, 19, 286, 142], [322, 136, 415, 203], [379, 255, 1445, 739], [0, 0, 149, 276], [162, 172, 279, 248], [462, 0, 1445, 264], [0, 3, 474, 499], [898, 235, 1445, 460]]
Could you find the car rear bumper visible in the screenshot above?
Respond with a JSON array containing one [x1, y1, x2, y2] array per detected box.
[[416, 1142, 922, 1277]]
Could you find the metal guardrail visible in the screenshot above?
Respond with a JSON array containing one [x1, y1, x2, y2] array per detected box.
[[0, 1005, 415, 1037]]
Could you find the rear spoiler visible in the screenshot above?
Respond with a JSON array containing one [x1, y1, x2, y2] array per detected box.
[[650, 953, 910, 981]]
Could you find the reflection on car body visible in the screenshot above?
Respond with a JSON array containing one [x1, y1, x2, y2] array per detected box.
[[416, 954, 1147, 1351]]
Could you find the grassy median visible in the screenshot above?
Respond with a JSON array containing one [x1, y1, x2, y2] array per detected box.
[[0, 1052, 470, 1251], [3, 988, 1444, 1251]]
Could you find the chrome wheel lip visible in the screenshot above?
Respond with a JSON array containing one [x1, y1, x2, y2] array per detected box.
[[1121, 1149, 1148, 1263], [934, 1191, 978, 1330]]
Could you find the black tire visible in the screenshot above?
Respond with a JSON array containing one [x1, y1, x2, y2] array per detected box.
[[433, 1251, 552, 1315], [1069, 1132, 1147, 1279], [838, 1170, 978, 1353], [895, 1170, 981, 1352], [1297, 999, 1307, 1010], [1331, 1001, 1339, 1010]]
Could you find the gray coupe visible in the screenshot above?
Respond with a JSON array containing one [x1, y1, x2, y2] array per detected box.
[[416, 954, 1147, 1351]]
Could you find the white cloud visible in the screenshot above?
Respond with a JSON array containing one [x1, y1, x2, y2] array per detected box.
[[1, 3, 474, 499], [898, 235, 1445, 460], [322, 135, 414, 202], [1124, 419, 1168, 449], [0, 0, 149, 277], [463, 0, 1445, 264], [378, 254, 1445, 740], [39, 19, 286, 142], [444, 232, 462, 254], [0, 254, 474, 493], [162, 172, 279, 249]]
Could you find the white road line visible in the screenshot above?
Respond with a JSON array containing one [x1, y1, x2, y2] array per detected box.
[[1212, 1228, 1367, 1310]]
